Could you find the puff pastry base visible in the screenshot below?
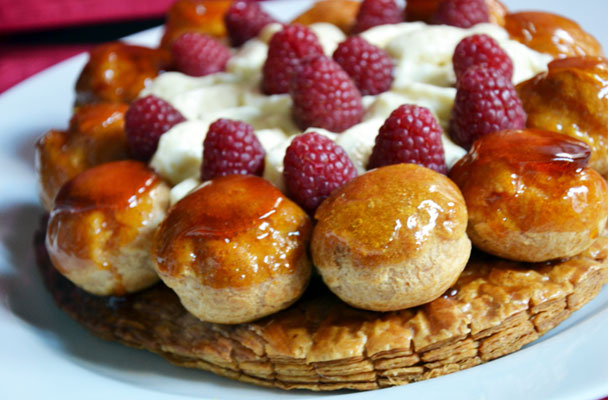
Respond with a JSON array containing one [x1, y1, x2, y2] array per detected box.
[[35, 221, 608, 391]]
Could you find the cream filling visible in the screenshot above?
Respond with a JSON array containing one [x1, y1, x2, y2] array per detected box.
[[139, 21, 552, 204]]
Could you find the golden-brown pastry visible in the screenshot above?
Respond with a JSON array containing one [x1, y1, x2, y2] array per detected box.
[[405, 0, 507, 26], [504, 11, 603, 58], [291, 0, 360, 34], [75, 42, 171, 105], [311, 164, 471, 311], [450, 129, 608, 262], [46, 161, 169, 296], [160, 0, 232, 49], [517, 56, 608, 175], [35, 103, 130, 211], [152, 175, 312, 324]]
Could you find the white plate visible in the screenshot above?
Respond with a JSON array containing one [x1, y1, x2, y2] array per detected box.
[[1, 1, 607, 399]]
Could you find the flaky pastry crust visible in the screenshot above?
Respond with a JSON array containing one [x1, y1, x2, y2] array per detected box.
[[36, 219, 608, 391]]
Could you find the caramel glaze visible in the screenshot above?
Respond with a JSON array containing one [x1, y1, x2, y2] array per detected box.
[[75, 43, 171, 106], [291, 0, 360, 34], [405, 0, 507, 26], [504, 11, 603, 59], [152, 175, 312, 289], [160, 0, 232, 49], [517, 56, 608, 175], [46, 161, 161, 293], [36, 103, 130, 210], [314, 164, 468, 269], [449, 129, 608, 238]]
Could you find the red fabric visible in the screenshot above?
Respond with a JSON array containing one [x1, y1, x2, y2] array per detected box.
[[0, 0, 175, 93], [0, 44, 91, 93], [0, 0, 174, 33]]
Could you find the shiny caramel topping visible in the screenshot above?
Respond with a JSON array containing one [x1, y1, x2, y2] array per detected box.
[[36, 103, 130, 211], [516, 56, 608, 175], [548, 56, 608, 73], [70, 103, 128, 136], [75, 43, 171, 105], [504, 11, 603, 58], [463, 129, 591, 171], [153, 175, 311, 288], [449, 129, 607, 236], [314, 164, 467, 268], [167, 175, 285, 240], [46, 161, 166, 296], [160, 0, 232, 49], [54, 160, 159, 213]]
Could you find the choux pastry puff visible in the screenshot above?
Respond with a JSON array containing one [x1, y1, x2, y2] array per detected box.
[[449, 129, 608, 262], [46, 160, 170, 296], [311, 163, 471, 311], [152, 175, 312, 324]]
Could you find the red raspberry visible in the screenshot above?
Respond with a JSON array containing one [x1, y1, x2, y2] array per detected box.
[[283, 132, 357, 214], [453, 34, 513, 81], [262, 24, 324, 95], [125, 95, 185, 161], [432, 0, 489, 28], [352, 0, 404, 34], [332, 36, 394, 96], [225, 0, 277, 47], [201, 118, 265, 181], [368, 105, 447, 174], [449, 66, 526, 149], [171, 32, 231, 77], [290, 55, 364, 133]]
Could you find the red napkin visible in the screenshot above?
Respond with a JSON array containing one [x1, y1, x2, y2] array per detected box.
[[0, 0, 174, 93], [0, 0, 174, 33]]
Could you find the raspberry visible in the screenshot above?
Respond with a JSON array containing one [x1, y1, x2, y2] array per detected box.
[[283, 132, 357, 213], [332, 36, 394, 96], [368, 105, 447, 174], [171, 32, 231, 77], [225, 0, 277, 47], [125, 95, 185, 161], [201, 118, 265, 181], [262, 24, 324, 95], [352, 0, 404, 34], [449, 66, 526, 149], [453, 34, 513, 81], [290, 55, 364, 133], [432, 0, 489, 28]]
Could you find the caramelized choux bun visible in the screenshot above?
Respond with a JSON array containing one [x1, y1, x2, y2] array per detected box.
[[152, 175, 312, 324], [291, 0, 360, 34], [504, 11, 603, 58], [46, 161, 169, 296], [517, 57, 608, 175], [160, 0, 232, 50], [36, 103, 129, 211], [311, 164, 471, 311], [75, 42, 170, 105], [449, 129, 608, 262]]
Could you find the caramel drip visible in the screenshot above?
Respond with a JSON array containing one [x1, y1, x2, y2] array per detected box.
[[54, 160, 159, 213], [154, 175, 311, 289], [160, 0, 232, 49], [504, 11, 603, 58], [450, 129, 607, 236], [464, 129, 591, 172], [315, 164, 468, 269]]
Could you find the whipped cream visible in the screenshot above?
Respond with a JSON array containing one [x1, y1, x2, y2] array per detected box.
[[141, 21, 552, 203]]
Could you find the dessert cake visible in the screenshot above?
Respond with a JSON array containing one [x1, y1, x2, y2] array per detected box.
[[34, 0, 608, 392]]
